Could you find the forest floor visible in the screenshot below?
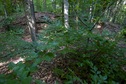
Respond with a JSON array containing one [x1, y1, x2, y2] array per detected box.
[[0, 12, 126, 84]]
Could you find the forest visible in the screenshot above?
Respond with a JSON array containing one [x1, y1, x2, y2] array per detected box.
[[0, 0, 126, 84]]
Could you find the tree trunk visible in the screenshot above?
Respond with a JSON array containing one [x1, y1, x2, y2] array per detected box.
[[25, 0, 37, 43], [89, 4, 93, 22], [52, 0, 56, 11], [76, 1, 79, 29], [2, 0, 8, 18], [62, 0, 64, 26], [64, 0, 69, 28], [35, 0, 42, 11], [43, 0, 46, 12]]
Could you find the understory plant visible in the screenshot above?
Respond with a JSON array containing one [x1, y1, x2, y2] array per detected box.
[[38, 22, 126, 83], [0, 22, 126, 84]]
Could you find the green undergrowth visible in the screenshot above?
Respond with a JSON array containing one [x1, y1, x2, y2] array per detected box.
[[0, 22, 126, 84], [0, 29, 34, 61], [38, 23, 126, 83]]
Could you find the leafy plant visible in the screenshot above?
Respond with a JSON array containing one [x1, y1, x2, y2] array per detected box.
[[38, 23, 126, 83]]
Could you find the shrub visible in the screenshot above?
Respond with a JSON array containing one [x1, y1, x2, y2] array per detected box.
[[38, 23, 126, 83], [0, 22, 125, 84]]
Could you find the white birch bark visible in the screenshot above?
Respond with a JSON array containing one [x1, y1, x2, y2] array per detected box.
[[64, 0, 69, 28], [26, 0, 37, 42]]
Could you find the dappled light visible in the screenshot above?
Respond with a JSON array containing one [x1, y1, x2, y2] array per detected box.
[[0, 57, 25, 75], [0, 0, 126, 84]]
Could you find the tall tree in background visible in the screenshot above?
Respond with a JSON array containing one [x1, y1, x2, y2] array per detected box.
[[75, 0, 79, 29], [34, 0, 42, 11], [2, 0, 8, 18], [43, 0, 46, 11], [64, 0, 69, 28], [89, 0, 94, 22], [25, 0, 37, 43], [52, 0, 56, 11]]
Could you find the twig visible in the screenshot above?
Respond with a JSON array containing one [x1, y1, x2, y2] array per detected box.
[[89, 1, 115, 31], [74, 10, 89, 28]]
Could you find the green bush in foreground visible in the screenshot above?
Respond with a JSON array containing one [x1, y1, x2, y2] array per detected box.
[[0, 23, 126, 84], [39, 24, 126, 84]]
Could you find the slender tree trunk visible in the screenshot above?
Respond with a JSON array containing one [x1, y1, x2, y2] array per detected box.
[[112, 0, 123, 23], [76, 1, 79, 29], [64, 0, 69, 28], [62, 0, 64, 26], [26, 0, 37, 43], [2, 0, 8, 18], [52, 0, 56, 11], [35, 0, 42, 11], [43, 0, 46, 12], [89, 4, 93, 22]]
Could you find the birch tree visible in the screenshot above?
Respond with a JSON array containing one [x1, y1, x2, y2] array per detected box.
[[64, 0, 69, 28], [25, 0, 37, 43]]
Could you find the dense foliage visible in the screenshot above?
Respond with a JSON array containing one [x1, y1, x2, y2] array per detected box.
[[38, 23, 126, 83], [0, 0, 126, 84]]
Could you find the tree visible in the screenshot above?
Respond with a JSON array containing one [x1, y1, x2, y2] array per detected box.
[[25, 0, 37, 43], [43, 0, 46, 11], [52, 0, 56, 11], [2, 0, 8, 18], [64, 0, 69, 28], [34, 0, 42, 11]]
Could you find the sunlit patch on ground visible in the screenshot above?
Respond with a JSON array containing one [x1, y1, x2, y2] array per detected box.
[[0, 57, 25, 74], [22, 35, 32, 42], [0, 57, 25, 66]]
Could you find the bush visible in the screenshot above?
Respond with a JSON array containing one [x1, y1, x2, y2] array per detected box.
[[0, 22, 125, 84], [38, 23, 126, 83]]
